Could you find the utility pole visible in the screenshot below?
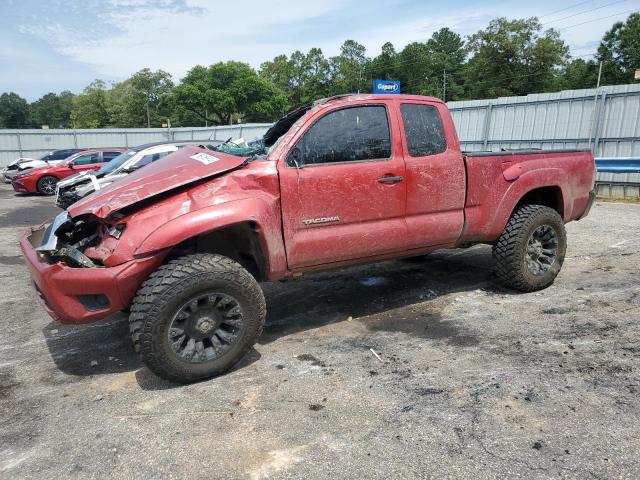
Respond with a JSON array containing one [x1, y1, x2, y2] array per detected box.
[[146, 99, 151, 128], [442, 69, 447, 102], [588, 61, 603, 151]]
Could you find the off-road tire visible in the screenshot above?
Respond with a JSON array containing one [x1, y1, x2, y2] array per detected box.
[[36, 175, 58, 196], [493, 204, 566, 292], [129, 254, 266, 383]]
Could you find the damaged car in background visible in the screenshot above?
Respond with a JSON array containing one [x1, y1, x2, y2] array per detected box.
[[11, 148, 126, 195], [55, 141, 222, 209], [21, 94, 596, 384], [2, 148, 86, 183]]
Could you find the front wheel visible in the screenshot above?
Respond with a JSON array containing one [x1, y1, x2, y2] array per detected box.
[[129, 254, 266, 383], [493, 204, 567, 292], [37, 175, 58, 195]]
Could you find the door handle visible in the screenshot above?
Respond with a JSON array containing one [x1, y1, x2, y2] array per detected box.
[[377, 175, 403, 184]]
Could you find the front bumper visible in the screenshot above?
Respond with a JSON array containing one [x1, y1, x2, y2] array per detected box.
[[12, 180, 28, 192], [20, 225, 166, 324], [2, 168, 18, 183]]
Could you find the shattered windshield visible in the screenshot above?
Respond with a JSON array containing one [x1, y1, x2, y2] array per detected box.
[[214, 138, 265, 157], [211, 96, 346, 160]]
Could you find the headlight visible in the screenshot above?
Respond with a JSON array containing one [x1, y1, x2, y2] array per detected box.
[[13, 171, 33, 180]]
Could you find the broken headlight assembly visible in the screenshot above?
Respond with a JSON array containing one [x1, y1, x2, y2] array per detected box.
[[36, 212, 125, 268]]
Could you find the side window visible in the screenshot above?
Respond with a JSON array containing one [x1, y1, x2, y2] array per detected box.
[[136, 154, 154, 167], [292, 106, 391, 166], [151, 151, 170, 162], [56, 150, 75, 159], [50, 149, 76, 160], [103, 151, 122, 161], [136, 151, 165, 167], [400, 104, 447, 157], [73, 153, 101, 165]]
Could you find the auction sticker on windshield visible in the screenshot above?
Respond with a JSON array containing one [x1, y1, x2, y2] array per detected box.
[[190, 153, 220, 165]]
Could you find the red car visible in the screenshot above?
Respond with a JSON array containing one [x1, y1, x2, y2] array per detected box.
[[21, 95, 595, 382], [11, 148, 126, 195]]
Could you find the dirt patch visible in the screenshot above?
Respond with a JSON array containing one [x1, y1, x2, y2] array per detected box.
[[296, 353, 327, 367], [362, 304, 479, 346], [0, 255, 23, 266], [0, 368, 19, 398], [542, 307, 573, 315]]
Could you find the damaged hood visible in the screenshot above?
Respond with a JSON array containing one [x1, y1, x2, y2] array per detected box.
[[68, 145, 248, 219], [58, 170, 97, 189]]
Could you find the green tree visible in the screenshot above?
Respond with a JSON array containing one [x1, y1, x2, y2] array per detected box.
[[557, 58, 600, 90], [464, 18, 569, 99], [368, 42, 399, 83], [597, 12, 640, 85], [426, 28, 466, 100], [0, 92, 30, 128], [330, 40, 370, 94], [70, 80, 110, 128], [303, 48, 333, 101], [260, 54, 296, 96], [29, 91, 74, 128], [261, 48, 332, 105], [396, 41, 432, 95], [130, 68, 174, 127], [106, 69, 174, 127], [173, 61, 288, 126]]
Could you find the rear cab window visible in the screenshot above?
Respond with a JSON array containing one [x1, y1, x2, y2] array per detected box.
[[400, 104, 447, 157], [290, 105, 391, 167]]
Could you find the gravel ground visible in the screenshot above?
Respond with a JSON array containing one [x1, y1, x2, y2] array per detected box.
[[1, 183, 639, 479]]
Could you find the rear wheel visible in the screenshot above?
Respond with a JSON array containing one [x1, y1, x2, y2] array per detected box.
[[36, 175, 58, 195], [129, 254, 266, 383], [493, 204, 566, 292]]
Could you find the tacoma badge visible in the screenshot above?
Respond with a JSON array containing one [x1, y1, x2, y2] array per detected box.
[[302, 216, 340, 225]]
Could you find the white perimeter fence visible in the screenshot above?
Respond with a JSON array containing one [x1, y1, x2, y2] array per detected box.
[[1, 84, 639, 196]]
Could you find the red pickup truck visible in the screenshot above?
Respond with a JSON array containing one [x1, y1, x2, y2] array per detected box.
[[21, 94, 596, 383]]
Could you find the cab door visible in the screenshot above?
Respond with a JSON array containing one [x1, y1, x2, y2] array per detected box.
[[399, 102, 466, 248], [278, 102, 407, 269]]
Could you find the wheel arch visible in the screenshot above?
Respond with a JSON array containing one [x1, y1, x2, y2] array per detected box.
[[514, 185, 565, 218], [486, 168, 570, 240], [168, 221, 269, 281], [134, 197, 287, 281]]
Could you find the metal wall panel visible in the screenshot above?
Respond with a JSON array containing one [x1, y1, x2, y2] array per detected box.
[[0, 124, 271, 166], [2, 84, 639, 167], [448, 83, 640, 158]]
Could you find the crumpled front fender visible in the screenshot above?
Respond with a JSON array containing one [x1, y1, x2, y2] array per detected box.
[[134, 197, 288, 279]]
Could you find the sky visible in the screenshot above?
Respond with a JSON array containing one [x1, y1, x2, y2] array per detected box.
[[1, 0, 639, 100]]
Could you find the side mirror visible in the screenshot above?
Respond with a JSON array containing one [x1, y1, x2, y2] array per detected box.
[[288, 147, 302, 167], [68, 162, 75, 168]]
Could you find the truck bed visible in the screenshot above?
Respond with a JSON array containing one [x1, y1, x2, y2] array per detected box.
[[460, 149, 595, 242]]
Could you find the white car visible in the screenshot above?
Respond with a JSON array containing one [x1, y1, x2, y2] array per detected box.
[[55, 141, 219, 209], [2, 149, 85, 183]]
